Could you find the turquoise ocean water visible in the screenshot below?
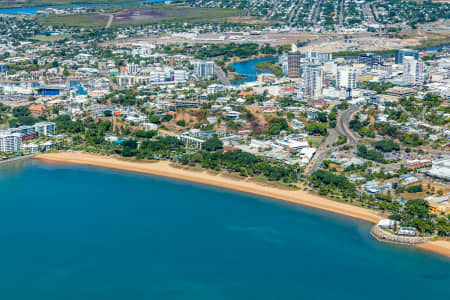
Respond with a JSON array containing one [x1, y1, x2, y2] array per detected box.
[[0, 160, 449, 299]]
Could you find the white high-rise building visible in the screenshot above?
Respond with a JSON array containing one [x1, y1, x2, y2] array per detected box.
[[34, 122, 56, 136], [403, 56, 424, 86], [302, 64, 323, 99], [194, 61, 215, 78], [0, 132, 22, 153], [336, 66, 356, 90], [279, 53, 288, 76]]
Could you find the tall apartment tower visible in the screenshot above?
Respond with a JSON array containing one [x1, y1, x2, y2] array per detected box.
[[337, 66, 356, 90], [287, 51, 302, 78], [302, 64, 323, 99], [0, 132, 22, 153], [395, 49, 419, 64], [403, 56, 424, 86], [279, 53, 289, 76], [194, 61, 215, 78]]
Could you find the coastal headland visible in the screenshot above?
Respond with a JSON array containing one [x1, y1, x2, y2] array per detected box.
[[35, 152, 450, 258]]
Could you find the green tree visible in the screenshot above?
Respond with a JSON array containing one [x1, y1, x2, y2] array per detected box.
[[12, 106, 30, 117], [202, 136, 223, 152], [306, 122, 327, 135], [267, 118, 289, 135], [374, 140, 400, 152], [176, 120, 186, 127]]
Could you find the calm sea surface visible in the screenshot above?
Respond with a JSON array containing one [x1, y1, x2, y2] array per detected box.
[[0, 160, 449, 299]]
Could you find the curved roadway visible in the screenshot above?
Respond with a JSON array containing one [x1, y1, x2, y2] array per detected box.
[[336, 106, 360, 145], [306, 106, 360, 174]]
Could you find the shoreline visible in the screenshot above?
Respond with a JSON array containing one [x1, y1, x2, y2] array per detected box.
[[226, 55, 276, 70], [35, 152, 450, 258], [0, 153, 38, 166]]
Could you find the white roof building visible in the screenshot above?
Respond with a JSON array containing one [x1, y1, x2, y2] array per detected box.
[[378, 219, 400, 229], [427, 159, 450, 180]]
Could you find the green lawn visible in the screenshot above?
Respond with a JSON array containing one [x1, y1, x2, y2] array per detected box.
[[30, 34, 72, 42], [307, 136, 325, 148]]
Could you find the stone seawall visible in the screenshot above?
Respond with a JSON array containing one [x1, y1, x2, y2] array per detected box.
[[0, 153, 38, 166], [371, 225, 434, 245]]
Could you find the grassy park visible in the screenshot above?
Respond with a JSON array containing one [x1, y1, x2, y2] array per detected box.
[[30, 34, 72, 42], [307, 136, 325, 148]]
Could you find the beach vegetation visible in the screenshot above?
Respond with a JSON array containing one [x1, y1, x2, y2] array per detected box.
[[179, 150, 301, 183], [436, 217, 450, 237], [400, 199, 435, 234], [118, 136, 184, 158], [309, 170, 355, 193], [386, 199, 450, 236]]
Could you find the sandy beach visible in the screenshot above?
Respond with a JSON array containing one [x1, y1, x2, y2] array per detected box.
[[35, 152, 450, 258], [415, 241, 450, 258]]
